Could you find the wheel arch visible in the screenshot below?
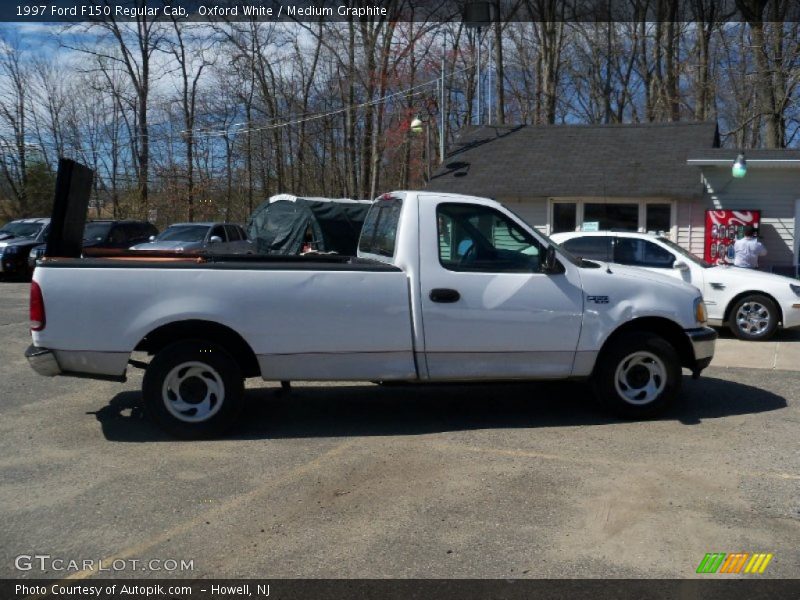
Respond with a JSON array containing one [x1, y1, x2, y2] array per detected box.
[[723, 290, 783, 326], [596, 317, 694, 372], [135, 319, 260, 378]]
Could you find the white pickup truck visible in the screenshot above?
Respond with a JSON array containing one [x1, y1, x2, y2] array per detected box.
[[27, 190, 716, 437]]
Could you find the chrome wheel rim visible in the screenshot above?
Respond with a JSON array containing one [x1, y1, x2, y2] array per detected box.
[[614, 351, 667, 405], [736, 302, 771, 336], [162, 361, 225, 423]]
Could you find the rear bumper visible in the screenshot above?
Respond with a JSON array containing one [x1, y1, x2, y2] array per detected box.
[[25, 345, 127, 382], [25, 345, 62, 377], [684, 327, 717, 375]]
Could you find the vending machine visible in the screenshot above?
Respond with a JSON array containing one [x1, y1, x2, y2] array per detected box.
[[704, 210, 761, 264]]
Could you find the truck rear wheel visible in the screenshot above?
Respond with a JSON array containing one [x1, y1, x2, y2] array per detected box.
[[593, 332, 681, 419], [143, 340, 244, 438]]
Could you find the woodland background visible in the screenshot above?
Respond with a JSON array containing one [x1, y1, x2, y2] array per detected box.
[[0, 0, 798, 225]]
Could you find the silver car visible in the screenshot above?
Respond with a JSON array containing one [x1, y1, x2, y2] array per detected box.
[[130, 222, 253, 254]]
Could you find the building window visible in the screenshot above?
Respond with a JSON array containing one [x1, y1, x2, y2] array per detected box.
[[552, 203, 577, 233], [583, 203, 639, 231], [646, 203, 672, 234], [548, 199, 676, 237]]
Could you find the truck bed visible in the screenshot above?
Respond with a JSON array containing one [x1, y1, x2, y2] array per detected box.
[[42, 252, 401, 271], [32, 255, 415, 381]]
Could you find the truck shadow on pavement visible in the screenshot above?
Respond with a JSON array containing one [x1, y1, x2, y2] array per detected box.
[[91, 375, 787, 442]]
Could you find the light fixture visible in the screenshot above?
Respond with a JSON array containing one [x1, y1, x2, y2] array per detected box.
[[732, 153, 747, 178], [410, 117, 423, 135]]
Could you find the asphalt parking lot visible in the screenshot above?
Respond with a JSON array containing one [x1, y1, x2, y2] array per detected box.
[[1, 281, 799, 579]]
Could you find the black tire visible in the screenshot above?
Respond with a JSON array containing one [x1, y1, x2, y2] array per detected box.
[[142, 340, 244, 439], [592, 331, 681, 419], [728, 294, 779, 341]]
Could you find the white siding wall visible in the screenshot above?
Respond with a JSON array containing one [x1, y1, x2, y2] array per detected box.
[[699, 167, 797, 269], [500, 179, 798, 273], [675, 200, 707, 259]]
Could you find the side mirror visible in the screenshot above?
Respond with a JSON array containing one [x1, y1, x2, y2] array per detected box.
[[673, 260, 689, 271], [542, 245, 561, 274], [148, 235, 155, 242], [209, 236, 223, 244]]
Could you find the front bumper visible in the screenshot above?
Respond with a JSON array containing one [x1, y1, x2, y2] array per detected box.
[[1, 253, 28, 275], [685, 326, 717, 375], [25, 345, 62, 377], [783, 302, 800, 330]]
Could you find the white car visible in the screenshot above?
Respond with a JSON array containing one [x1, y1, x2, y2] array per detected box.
[[552, 231, 800, 341]]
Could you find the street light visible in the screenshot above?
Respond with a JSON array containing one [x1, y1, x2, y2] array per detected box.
[[732, 153, 747, 178], [410, 115, 431, 182]]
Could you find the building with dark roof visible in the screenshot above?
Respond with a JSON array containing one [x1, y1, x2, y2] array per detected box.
[[427, 121, 800, 274]]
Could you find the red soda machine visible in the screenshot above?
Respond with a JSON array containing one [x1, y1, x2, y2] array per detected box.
[[704, 210, 761, 265]]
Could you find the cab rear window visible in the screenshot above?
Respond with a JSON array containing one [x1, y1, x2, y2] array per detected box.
[[358, 197, 402, 257]]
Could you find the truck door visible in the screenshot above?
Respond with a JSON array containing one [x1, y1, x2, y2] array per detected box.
[[419, 199, 584, 379]]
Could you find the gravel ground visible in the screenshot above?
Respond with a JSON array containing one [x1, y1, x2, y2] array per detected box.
[[1, 281, 798, 579]]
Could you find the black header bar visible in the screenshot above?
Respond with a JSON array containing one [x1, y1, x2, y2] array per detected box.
[[6, 0, 800, 23]]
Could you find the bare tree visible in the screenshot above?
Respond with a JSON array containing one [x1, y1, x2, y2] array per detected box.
[[64, 2, 165, 214], [0, 34, 32, 216], [163, 18, 215, 221]]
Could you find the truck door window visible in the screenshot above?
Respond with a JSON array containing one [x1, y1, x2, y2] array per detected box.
[[437, 203, 544, 273]]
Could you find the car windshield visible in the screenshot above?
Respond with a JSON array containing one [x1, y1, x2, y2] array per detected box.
[[156, 225, 209, 242], [0, 221, 44, 239], [657, 237, 711, 268], [83, 223, 112, 242]]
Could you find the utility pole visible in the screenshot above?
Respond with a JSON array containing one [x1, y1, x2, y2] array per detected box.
[[440, 31, 446, 163], [464, 2, 492, 126], [487, 27, 493, 125], [476, 26, 481, 125]]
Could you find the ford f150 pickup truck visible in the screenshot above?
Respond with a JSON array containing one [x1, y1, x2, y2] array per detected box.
[[26, 180, 716, 437]]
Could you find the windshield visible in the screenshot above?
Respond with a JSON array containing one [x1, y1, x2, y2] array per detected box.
[[0, 221, 44, 239], [501, 205, 582, 267], [657, 237, 711, 268], [157, 225, 209, 243], [83, 223, 112, 242]]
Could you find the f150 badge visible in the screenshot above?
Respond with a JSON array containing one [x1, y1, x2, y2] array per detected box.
[[587, 295, 610, 304]]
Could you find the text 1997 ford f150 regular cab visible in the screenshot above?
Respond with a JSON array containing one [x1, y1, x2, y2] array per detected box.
[[27, 191, 717, 437]]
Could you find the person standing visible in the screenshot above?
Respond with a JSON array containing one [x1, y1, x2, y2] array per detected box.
[[733, 225, 767, 269]]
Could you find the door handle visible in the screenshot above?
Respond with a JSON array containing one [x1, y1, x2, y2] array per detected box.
[[429, 288, 460, 303]]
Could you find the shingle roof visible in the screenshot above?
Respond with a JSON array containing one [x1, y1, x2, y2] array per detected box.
[[426, 121, 720, 200]]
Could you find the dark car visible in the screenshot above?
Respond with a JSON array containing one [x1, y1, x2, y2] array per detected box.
[[130, 222, 252, 254], [28, 219, 158, 268], [0, 218, 50, 279]]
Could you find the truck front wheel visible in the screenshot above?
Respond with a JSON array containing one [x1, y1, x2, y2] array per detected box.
[[593, 332, 681, 419], [143, 341, 244, 438]]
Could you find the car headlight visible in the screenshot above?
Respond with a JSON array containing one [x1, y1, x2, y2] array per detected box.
[[791, 283, 800, 297], [4, 245, 20, 255], [694, 297, 708, 325]]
